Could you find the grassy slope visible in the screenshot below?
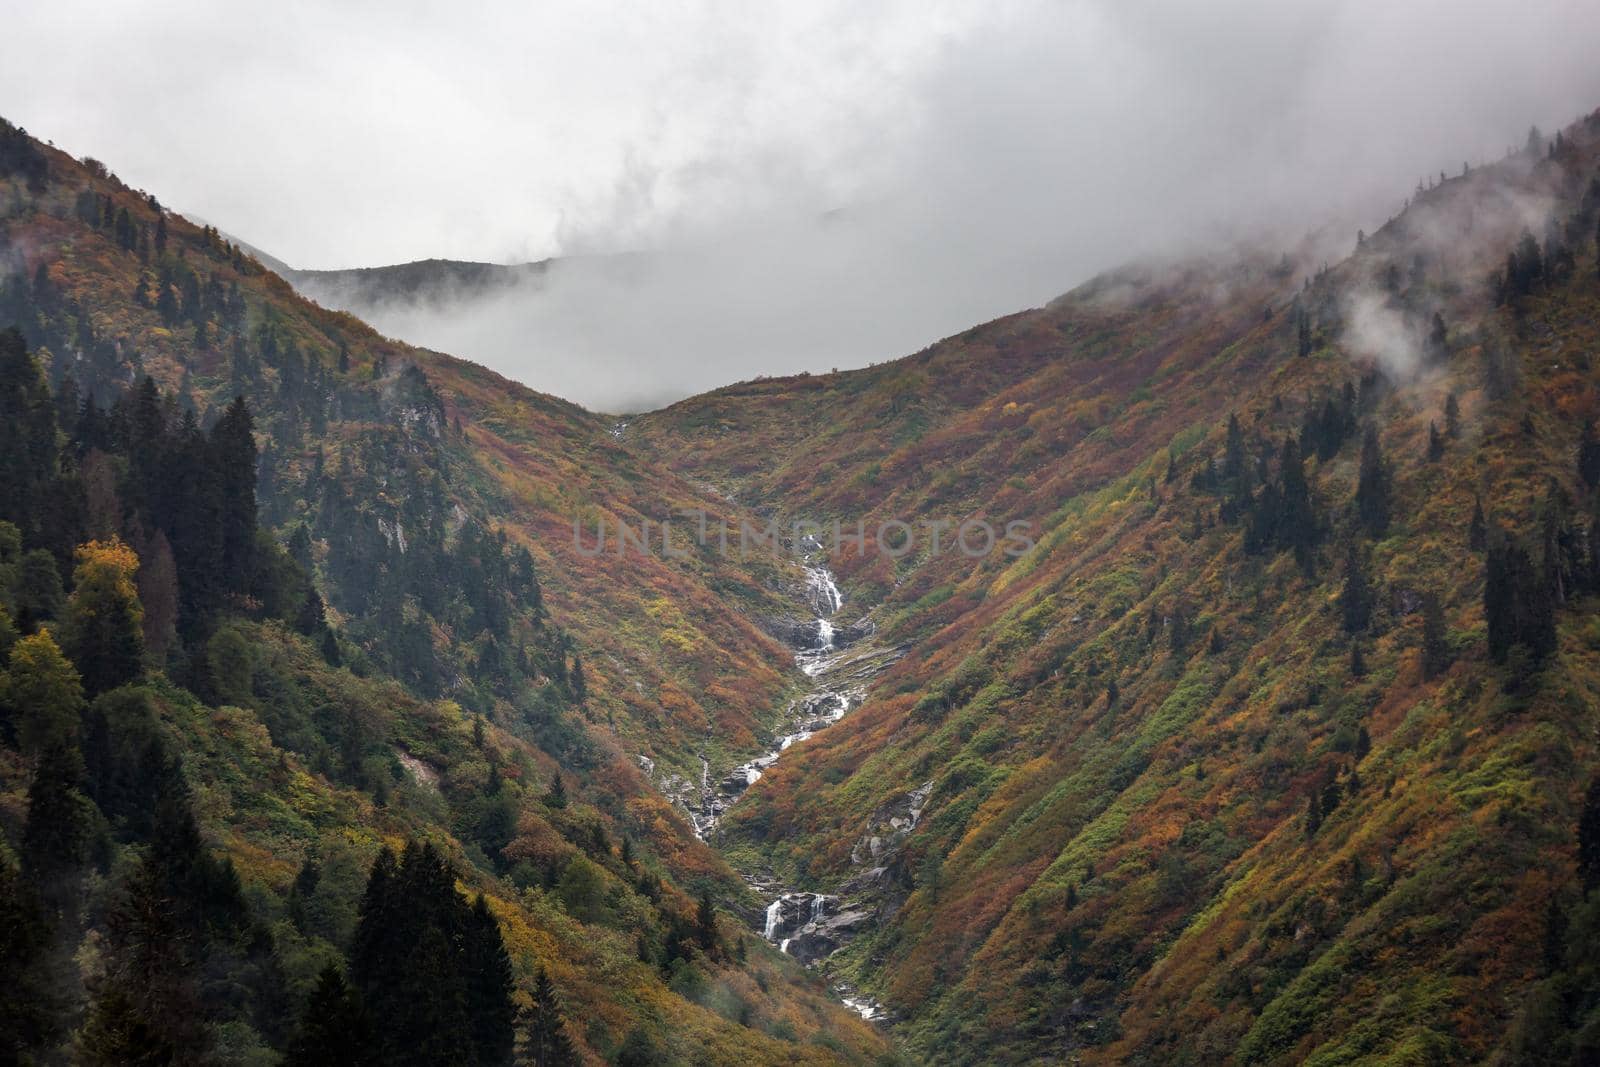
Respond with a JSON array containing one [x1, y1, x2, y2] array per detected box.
[[632, 116, 1600, 1063]]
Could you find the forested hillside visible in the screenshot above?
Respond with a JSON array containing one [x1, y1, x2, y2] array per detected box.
[[0, 117, 889, 1066], [11, 92, 1600, 1067], [634, 116, 1600, 1063]]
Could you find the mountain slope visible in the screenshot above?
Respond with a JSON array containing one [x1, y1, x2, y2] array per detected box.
[[633, 117, 1600, 1063], [0, 116, 889, 1065]]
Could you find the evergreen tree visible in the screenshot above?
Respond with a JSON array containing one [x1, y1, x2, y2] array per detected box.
[[1581, 419, 1600, 489], [1356, 426, 1390, 537], [465, 894, 516, 1066], [1485, 536, 1557, 666], [1469, 496, 1488, 552], [284, 966, 377, 1067], [0, 329, 67, 550], [1580, 775, 1600, 896], [294, 585, 329, 636], [1339, 544, 1373, 633], [0, 858, 61, 1060], [1421, 593, 1451, 680], [545, 773, 567, 810], [210, 397, 258, 593], [1444, 393, 1460, 439], [79, 858, 210, 1065], [1427, 421, 1444, 462], [1223, 413, 1248, 498], [349, 842, 513, 1066], [522, 967, 578, 1067], [696, 889, 719, 953], [1349, 641, 1367, 678], [21, 742, 94, 912], [13, 549, 65, 630], [570, 654, 586, 704]]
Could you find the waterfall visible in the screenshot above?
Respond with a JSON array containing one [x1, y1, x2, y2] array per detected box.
[[811, 894, 829, 924], [764, 899, 782, 940]]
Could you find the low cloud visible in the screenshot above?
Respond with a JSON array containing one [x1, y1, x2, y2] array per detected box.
[[7, 0, 1600, 410]]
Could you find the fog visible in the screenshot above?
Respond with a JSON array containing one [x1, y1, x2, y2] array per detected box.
[[5, 0, 1600, 411]]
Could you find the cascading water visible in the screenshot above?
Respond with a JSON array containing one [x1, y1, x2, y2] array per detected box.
[[677, 550, 893, 1022]]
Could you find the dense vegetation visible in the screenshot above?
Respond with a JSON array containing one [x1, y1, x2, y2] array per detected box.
[[634, 117, 1600, 1062], [10, 96, 1600, 1065], [0, 117, 888, 1065]]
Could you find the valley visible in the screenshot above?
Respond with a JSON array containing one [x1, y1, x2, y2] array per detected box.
[[4, 100, 1600, 1066]]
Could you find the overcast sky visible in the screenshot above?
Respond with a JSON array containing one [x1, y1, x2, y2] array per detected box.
[[6, 0, 1600, 411]]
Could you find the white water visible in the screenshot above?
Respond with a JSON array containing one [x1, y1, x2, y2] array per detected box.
[[673, 553, 890, 1022]]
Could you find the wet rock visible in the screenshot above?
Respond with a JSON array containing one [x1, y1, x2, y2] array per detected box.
[[758, 614, 830, 650], [786, 908, 874, 964]]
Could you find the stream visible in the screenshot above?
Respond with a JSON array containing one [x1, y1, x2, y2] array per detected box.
[[667, 552, 901, 1021]]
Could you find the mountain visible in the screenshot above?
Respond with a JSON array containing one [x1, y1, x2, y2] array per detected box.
[[0, 115, 888, 1065], [279, 257, 552, 312], [6, 102, 1600, 1067], [631, 119, 1600, 1062]]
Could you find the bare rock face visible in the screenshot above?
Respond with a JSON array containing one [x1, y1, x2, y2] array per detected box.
[[785, 907, 875, 965], [757, 614, 827, 650]]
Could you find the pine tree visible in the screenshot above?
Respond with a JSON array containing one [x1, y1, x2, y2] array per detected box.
[[1356, 426, 1390, 537], [1223, 413, 1248, 496], [1349, 641, 1367, 678], [14, 549, 65, 631], [294, 586, 329, 635], [696, 889, 719, 953], [570, 654, 586, 704], [1427, 313, 1448, 361], [1580, 419, 1600, 489], [1306, 791, 1322, 836], [1339, 544, 1373, 634], [466, 894, 516, 1066], [1444, 393, 1461, 439], [1485, 536, 1556, 666], [523, 967, 578, 1067], [285, 966, 377, 1067], [545, 773, 567, 810], [79, 858, 210, 1065], [210, 397, 258, 593], [348, 842, 508, 1066], [0, 858, 61, 1058], [1421, 593, 1451, 680], [1580, 775, 1600, 895], [1469, 496, 1488, 552], [21, 742, 94, 910], [0, 329, 67, 550], [1427, 421, 1444, 462]]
